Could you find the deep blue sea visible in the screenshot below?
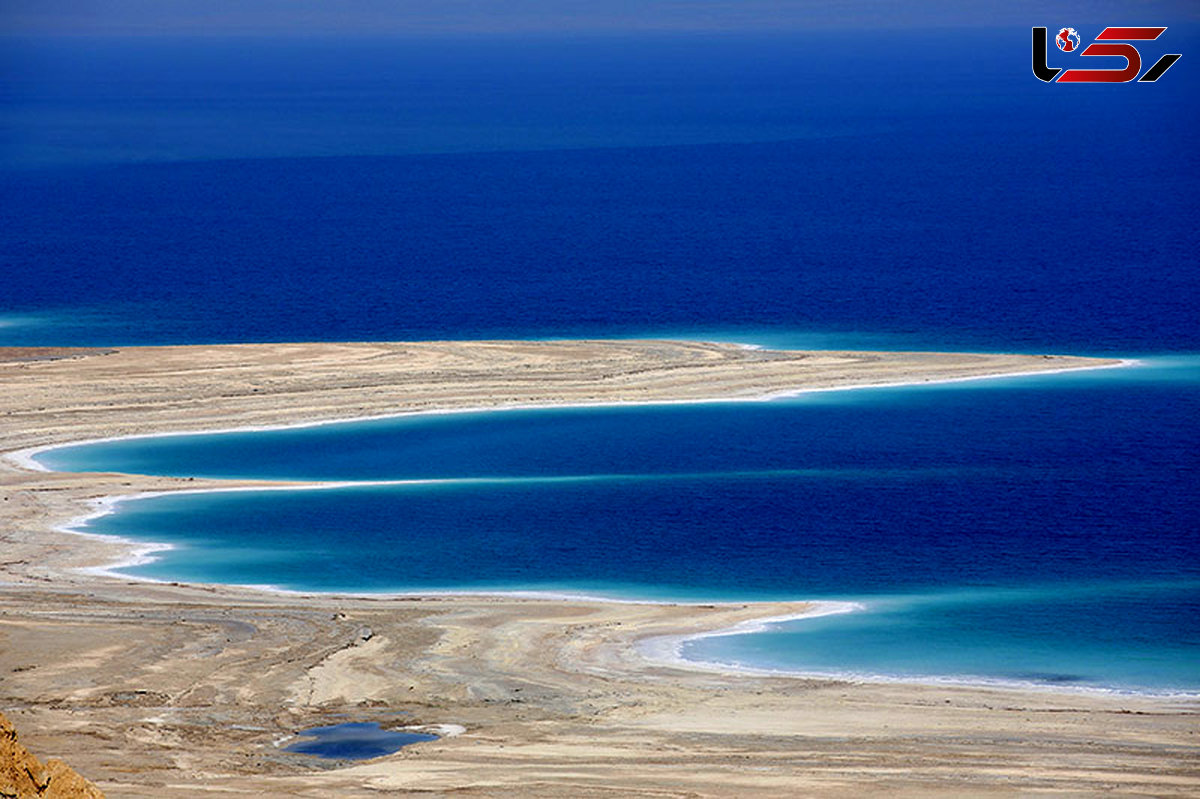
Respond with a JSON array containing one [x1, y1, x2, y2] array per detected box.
[[5, 30, 1198, 692]]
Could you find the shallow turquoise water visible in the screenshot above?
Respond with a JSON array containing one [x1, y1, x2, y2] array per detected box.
[[52, 361, 1200, 693]]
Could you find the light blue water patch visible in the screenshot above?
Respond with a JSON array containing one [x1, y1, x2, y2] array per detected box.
[[0, 312, 84, 334], [682, 582, 1200, 693]]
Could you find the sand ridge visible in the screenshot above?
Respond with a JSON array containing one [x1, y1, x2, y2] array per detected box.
[[3, 340, 1196, 797]]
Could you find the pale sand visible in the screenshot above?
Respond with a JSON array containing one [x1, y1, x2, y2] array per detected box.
[[2, 340, 1197, 797]]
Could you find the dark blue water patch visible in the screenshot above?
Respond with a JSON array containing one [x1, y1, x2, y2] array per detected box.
[[6, 31, 1190, 169], [1, 128, 1194, 353], [283, 723, 437, 760], [1, 33, 1196, 352]]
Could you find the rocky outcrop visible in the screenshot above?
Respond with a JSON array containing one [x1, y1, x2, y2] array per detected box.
[[1, 713, 104, 799]]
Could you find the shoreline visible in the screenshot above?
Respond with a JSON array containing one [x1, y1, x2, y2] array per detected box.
[[7, 354, 1139, 474], [63, 485, 1200, 700], [639, 609, 1200, 700], [60, 482, 1200, 699], [23, 350, 1186, 700], [2, 340, 1195, 797]]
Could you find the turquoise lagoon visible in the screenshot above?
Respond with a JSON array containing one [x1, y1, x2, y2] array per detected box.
[[39, 359, 1200, 694]]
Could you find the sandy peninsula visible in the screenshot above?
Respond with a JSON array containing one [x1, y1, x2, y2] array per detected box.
[[2, 340, 1196, 797]]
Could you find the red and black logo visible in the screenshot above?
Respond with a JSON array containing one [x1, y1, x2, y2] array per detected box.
[[1033, 27, 1181, 83]]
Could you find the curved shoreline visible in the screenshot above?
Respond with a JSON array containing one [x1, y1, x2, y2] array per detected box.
[[17, 349, 1164, 698], [57, 481, 1200, 699], [639, 608, 1200, 700], [65, 481, 1200, 700], [5, 341, 1196, 797]]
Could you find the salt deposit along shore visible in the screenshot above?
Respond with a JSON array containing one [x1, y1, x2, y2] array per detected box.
[[1, 340, 1196, 797]]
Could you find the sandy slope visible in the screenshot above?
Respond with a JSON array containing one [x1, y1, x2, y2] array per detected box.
[[3, 340, 1195, 797]]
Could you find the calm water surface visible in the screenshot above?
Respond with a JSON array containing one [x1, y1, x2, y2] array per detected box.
[[7, 30, 1197, 693], [50, 361, 1200, 692]]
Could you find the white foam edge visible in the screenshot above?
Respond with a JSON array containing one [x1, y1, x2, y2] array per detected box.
[[758, 357, 1139, 401], [637, 600, 862, 669], [58, 493, 179, 581]]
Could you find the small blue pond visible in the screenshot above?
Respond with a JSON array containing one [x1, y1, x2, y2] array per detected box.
[[284, 722, 438, 760]]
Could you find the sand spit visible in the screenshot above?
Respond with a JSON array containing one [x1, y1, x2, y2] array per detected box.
[[3, 340, 1196, 797]]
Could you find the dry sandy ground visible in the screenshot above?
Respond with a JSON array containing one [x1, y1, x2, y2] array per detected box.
[[1, 340, 1196, 797]]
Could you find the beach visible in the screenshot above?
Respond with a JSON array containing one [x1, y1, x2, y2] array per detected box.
[[3, 340, 1197, 797]]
